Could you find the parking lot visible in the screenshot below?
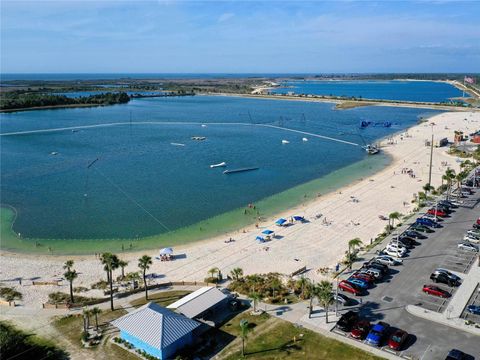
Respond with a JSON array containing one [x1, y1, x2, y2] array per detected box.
[[334, 191, 480, 359]]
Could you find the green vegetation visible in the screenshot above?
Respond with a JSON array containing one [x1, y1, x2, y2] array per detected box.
[[0, 92, 130, 111], [0, 321, 68, 360], [229, 273, 292, 304], [218, 313, 381, 360], [138, 255, 153, 300], [129, 290, 191, 308], [0, 286, 22, 302], [47, 291, 97, 305]]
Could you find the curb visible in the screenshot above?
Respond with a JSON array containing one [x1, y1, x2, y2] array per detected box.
[[405, 305, 480, 336]]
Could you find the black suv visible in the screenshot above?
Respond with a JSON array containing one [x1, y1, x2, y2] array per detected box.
[[336, 311, 359, 332], [430, 271, 460, 287]]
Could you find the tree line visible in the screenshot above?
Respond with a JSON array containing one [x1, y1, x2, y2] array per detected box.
[[0, 92, 130, 110]]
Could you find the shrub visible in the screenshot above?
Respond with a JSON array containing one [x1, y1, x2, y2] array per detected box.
[[0, 287, 22, 302], [73, 286, 89, 293], [91, 280, 108, 290]]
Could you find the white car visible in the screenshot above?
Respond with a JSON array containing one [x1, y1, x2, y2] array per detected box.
[[467, 229, 480, 238], [463, 235, 480, 244], [422, 214, 442, 222], [386, 242, 407, 254], [458, 242, 479, 252], [374, 255, 403, 266], [384, 247, 406, 258]]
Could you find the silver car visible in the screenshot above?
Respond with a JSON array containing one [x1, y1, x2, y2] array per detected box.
[[374, 255, 402, 266], [458, 242, 479, 252]]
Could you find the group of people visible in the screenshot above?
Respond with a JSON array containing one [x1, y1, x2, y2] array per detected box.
[[160, 254, 173, 261], [401, 168, 416, 178]]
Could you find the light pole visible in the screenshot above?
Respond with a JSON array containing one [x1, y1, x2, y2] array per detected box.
[[335, 276, 339, 316]]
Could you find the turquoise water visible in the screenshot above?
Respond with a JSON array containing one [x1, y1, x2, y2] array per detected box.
[[272, 80, 466, 103], [0, 96, 440, 241]]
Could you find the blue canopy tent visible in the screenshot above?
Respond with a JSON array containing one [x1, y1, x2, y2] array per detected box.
[[275, 218, 287, 226], [160, 247, 173, 255], [262, 229, 274, 235], [256, 236, 265, 243], [293, 216, 305, 222]]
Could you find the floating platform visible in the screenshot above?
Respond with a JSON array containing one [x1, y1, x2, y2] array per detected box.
[[223, 167, 259, 175]]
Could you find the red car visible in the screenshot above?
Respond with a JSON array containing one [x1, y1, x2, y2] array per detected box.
[[477, 217, 480, 225], [388, 329, 408, 350], [351, 272, 375, 284], [338, 280, 363, 295], [351, 320, 371, 340], [422, 284, 450, 298], [427, 208, 447, 217]]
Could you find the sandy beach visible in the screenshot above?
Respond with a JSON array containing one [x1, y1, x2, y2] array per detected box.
[[1, 110, 479, 308]]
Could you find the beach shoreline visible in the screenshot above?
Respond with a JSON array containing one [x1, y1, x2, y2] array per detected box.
[[1, 111, 479, 308]]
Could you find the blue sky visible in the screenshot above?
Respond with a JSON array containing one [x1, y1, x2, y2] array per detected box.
[[1, 0, 479, 73]]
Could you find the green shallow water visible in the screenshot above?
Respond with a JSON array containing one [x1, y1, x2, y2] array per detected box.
[[0, 153, 390, 255]]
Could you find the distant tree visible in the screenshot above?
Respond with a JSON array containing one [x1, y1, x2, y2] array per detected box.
[[118, 260, 128, 280], [230, 267, 243, 281], [63, 269, 78, 304], [91, 307, 102, 331], [317, 281, 334, 323], [239, 319, 251, 357], [100, 253, 120, 311], [388, 212, 401, 227], [249, 292, 261, 312], [138, 255, 153, 300], [348, 238, 363, 256], [63, 260, 74, 272]]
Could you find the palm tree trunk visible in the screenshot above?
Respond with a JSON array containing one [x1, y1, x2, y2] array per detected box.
[[144, 270, 148, 300], [121, 267, 125, 279], [69, 280, 74, 304], [109, 270, 114, 311], [309, 297, 313, 318], [95, 314, 99, 331], [325, 304, 329, 323], [242, 338, 245, 357]]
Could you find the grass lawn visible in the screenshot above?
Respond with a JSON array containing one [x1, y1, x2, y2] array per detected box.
[[129, 290, 191, 308], [217, 313, 382, 360]]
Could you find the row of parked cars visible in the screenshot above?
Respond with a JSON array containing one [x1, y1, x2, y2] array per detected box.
[[336, 311, 409, 350]]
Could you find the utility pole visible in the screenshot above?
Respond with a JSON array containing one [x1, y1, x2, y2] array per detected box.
[[427, 128, 434, 194]]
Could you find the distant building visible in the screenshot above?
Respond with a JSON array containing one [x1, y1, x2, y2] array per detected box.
[[111, 302, 200, 360], [167, 286, 229, 325]]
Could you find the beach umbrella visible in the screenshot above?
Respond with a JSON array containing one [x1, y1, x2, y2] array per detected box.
[[256, 236, 265, 242], [262, 229, 274, 235], [160, 247, 173, 255], [275, 218, 287, 226], [293, 216, 305, 222]]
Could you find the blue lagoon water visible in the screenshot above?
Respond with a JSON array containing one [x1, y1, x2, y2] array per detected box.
[[0, 96, 440, 246], [272, 80, 466, 103]]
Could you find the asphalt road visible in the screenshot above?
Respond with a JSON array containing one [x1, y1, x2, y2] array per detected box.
[[338, 193, 480, 359]]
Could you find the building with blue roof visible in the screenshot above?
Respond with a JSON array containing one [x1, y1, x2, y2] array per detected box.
[[111, 302, 200, 359]]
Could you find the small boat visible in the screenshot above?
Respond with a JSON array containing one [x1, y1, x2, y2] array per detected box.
[[223, 167, 259, 174], [201, 124, 207, 128], [171, 143, 185, 146], [364, 144, 379, 155], [282, 140, 290, 144], [191, 136, 206, 141], [210, 162, 227, 168], [302, 137, 308, 142], [50, 151, 58, 155]]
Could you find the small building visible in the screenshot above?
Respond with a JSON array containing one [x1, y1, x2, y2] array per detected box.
[[167, 286, 228, 324], [111, 302, 200, 360]]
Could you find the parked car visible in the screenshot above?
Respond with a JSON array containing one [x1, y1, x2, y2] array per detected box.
[[467, 229, 480, 237], [336, 310, 359, 331], [422, 284, 450, 298], [422, 214, 444, 223], [363, 260, 389, 273], [430, 271, 460, 287], [463, 235, 480, 244], [386, 242, 407, 254], [396, 237, 417, 249], [466, 305, 480, 315], [410, 223, 434, 233], [427, 208, 447, 217], [473, 223, 480, 230], [438, 200, 456, 208], [347, 278, 370, 289], [445, 349, 467, 360], [350, 320, 371, 339], [374, 255, 402, 266], [476, 217, 480, 225], [338, 280, 363, 295], [416, 217, 441, 228], [388, 329, 408, 351], [433, 268, 461, 283], [351, 272, 376, 284], [332, 293, 354, 306], [360, 268, 383, 280], [384, 248, 406, 258], [404, 230, 427, 239], [457, 242, 479, 252], [365, 322, 389, 346]]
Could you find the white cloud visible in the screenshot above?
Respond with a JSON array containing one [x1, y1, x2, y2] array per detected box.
[[218, 12, 234, 23]]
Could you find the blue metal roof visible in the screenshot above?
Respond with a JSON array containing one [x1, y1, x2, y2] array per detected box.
[[111, 302, 200, 349]]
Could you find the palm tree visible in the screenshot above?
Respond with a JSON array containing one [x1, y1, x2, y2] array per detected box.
[[63, 260, 74, 271], [83, 307, 91, 332], [249, 292, 261, 312], [423, 183, 434, 196], [64, 269, 78, 304], [308, 282, 319, 318], [118, 260, 128, 280], [317, 280, 334, 323], [230, 267, 243, 281], [239, 319, 251, 357], [208, 267, 219, 281], [100, 252, 120, 311], [444, 168, 456, 200], [270, 277, 282, 299], [348, 238, 363, 256], [296, 276, 310, 300], [138, 255, 153, 300], [388, 212, 401, 228], [91, 307, 102, 331]]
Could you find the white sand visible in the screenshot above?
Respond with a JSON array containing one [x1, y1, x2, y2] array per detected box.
[[1, 111, 479, 309]]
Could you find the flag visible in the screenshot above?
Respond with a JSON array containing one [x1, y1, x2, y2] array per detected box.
[[464, 76, 475, 84]]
